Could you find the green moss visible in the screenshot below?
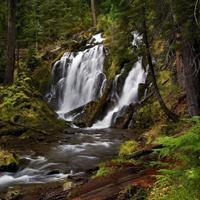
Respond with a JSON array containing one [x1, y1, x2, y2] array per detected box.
[[106, 58, 120, 80], [117, 185, 148, 200], [111, 157, 137, 165], [158, 70, 181, 101], [0, 150, 19, 172], [5, 190, 22, 200], [119, 140, 139, 157], [0, 73, 65, 133], [94, 164, 113, 178]]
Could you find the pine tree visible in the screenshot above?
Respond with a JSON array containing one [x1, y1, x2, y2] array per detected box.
[[4, 0, 16, 84]]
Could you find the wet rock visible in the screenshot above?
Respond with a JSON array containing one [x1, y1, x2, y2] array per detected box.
[[67, 172, 86, 182], [93, 73, 106, 99], [64, 128, 77, 135], [5, 190, 22, 200], [73, 81, 113, 127], [111, 104, 136, 129], [63, 105, 85, 120], [63, 180, 75, 191], [73, 101, 99, 127], [0, 150, 19, 172], [138, 83, 147, 101], [0, 127, 28, 136], [47, 170, 60, 175]]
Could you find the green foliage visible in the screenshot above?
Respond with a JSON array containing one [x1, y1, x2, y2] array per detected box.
[[94, 164, 113, 177], [119, 140, 139, 157], [0, 73, 64, 129], [149, 118, 200, 200], [111, 157, 138, 165], [16, 0, 92, 47], [117, 185, 147, 200], [0, 150, 19, 172], [26, 48, 40, 70], [97, 0, 137, 80]]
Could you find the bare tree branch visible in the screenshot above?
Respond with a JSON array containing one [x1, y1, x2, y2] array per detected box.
[[194, 0, 200, 27]]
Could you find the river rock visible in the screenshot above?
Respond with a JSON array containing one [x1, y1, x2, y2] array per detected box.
[[0, 150, 19, 172], [64, 128, 77, 135], [73, 82, 113, 127], [5, 190, 22, 200], [63, 105, 85, 120], [47, 170, 60, 175]]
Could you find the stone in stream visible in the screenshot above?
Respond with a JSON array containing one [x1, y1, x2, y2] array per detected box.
[[111, 104, 136, 129], [5, 190, 22, 200], [47, 170, 61, 175], [0, 150, 19, 172], [64, 128, 77, 135]]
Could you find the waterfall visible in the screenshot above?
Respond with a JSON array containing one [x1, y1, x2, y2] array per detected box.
[[46, 34, 106, 120], [91, 58, 146, 129], [47, 32, 146, 128]]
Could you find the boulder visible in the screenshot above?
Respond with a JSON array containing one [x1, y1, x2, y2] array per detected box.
[[111, 104, 136, 129], [0, 150, 19, 172], [73, 81, 113, 127]]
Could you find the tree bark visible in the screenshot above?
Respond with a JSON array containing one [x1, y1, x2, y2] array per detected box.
[[142, 2, 178, 121], [91, 0, 97, 27], [181, 37, 200, 116], [175, 29, 185, 88], [4, 0, 16, 84]]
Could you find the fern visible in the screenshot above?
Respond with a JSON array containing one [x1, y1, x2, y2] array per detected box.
[[149, 117, 200, 200]]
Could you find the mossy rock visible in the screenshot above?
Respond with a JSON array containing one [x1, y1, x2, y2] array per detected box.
[[117, 185, 147, 200], [93, 164, 113, 178], [6, 189, 22, 200], [0, 73, 65, 133], [119, 140, 139, 158], [0, 150, 19, 172]]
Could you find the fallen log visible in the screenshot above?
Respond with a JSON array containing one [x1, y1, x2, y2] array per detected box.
[[43, 167, 158, 200], [126, 144, 163, 160]]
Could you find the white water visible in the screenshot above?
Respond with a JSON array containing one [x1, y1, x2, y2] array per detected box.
[[58, 44, 105, 118], [0, 155, 68, 189], [47, 32, 146, 127], [92, 59, 146, 129], [0, 131, 122, 190], [87, 33, 105, 44], [132, 31, 143, 47], [47, 34, 106, 120]]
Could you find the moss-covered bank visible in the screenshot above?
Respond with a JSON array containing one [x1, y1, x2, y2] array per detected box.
[[0, 73, 65, 136]]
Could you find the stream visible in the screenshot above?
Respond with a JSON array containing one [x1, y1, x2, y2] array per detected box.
[[0, 128, 129, 192]]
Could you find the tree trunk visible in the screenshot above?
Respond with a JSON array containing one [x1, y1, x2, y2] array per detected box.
[[175, 29, 185, 88], [4, 0, 16, 84], [181, 37, 200, 116], [142, 2, 178, 121], [91, 0, 97, 27]]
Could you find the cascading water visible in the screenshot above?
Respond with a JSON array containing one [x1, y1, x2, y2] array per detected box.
[[91, 58, 147, 129], [46, 33, 106, 120], [47, 32, 146, 128]]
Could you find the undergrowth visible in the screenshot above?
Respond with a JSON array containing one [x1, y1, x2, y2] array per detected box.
[[149, 117, 200, 200]]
